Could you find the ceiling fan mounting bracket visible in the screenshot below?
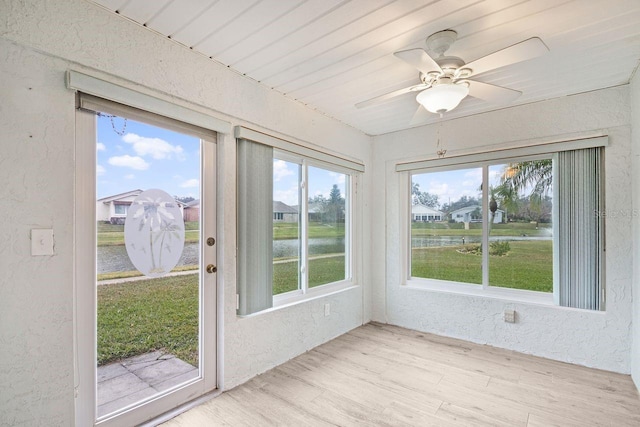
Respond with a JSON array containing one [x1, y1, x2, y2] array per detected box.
[[426, 29, 458, 56]]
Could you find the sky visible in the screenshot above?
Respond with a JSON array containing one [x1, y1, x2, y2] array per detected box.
[[97, 114, 345, 204], [411, 166, 508, 208], [97, 115, 201, 200], [273, 160, 346, 206]]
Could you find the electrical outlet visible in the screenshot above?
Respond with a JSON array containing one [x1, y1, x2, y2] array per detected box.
[[324, 303, 330, 317], [504, 309, 516, 323]]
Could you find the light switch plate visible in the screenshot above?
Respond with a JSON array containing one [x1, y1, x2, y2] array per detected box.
[[32, 229, 54, 256]]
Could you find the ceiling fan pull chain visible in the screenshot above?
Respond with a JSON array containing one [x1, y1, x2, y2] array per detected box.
[[436, 121, 446, 158]]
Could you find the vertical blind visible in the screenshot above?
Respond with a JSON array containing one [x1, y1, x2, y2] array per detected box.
[[557, 147, 604, 310], [237, 139, 274, 315]]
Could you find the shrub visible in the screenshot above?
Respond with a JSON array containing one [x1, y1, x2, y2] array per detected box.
[[458, 241, 511, 256], [489, 240, 511, 256]]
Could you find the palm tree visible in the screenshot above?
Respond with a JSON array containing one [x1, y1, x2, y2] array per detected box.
[[496, 159, 553, 226], [498, 160, 552, 199]]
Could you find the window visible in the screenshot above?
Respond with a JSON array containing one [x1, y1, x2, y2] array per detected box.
[[411, 167, 482, 285], [271, 156, 350, 296], [400, 139, 605, 310], [236, 127, 362, 315], [114, 203, 129, 215], [273, 158, 302, 295]]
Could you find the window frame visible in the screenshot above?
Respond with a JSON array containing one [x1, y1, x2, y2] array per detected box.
[[234, 126, 363, 315], [407, 153, 554, 299], [272, 150, 355, 306], [399, 136, 607, 307], [74, 94, 220, 427]]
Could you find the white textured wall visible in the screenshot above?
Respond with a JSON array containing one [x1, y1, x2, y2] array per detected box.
[[372, 86, 634, 373], [0, 0, 371, 425], [631, 68, 640, 388]]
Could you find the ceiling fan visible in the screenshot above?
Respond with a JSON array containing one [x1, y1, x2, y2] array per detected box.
[[356, 30, 549, 116]]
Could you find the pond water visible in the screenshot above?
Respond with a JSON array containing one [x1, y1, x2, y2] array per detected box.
[[97, 242, 199, 274], [99, 235, 547, 274], [98, 237, 346, 274], [273, 237, 345, 258]]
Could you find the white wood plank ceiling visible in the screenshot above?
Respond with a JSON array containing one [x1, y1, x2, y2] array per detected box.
[[88, 0, 640, 135]]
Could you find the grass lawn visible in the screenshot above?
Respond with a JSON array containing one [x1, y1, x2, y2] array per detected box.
[[97, 221, 200, 246], [411, 240, 552, 292], [273, 255, 345, 295], [273, 222, 345, 240], [97, 274, 198, 366]]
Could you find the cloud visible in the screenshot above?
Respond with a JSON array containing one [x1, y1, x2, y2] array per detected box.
[[181, 179, 199, 188], [329, 171, 346, 185], [96, 164, 106, 176], [122, 133, 184, 160], [273, 159, 295, 182], [108, 155, 150, 170], [274, 184, 300, 206], [96, 142, 106, 151], [124, 174, 135, 180]]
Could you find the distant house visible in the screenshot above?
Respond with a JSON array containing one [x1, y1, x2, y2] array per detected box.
[[183, 199, 200, 222], [411, 204, 443, 222], [308, 202, 323, 222], [96, 189, 142, 224], [450, 205, 504, 223], [273, 201, 298, 222], [97, 189, 185, 224]]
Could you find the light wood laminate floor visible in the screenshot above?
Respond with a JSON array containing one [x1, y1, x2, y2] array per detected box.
[[162, 322, 640, 426]]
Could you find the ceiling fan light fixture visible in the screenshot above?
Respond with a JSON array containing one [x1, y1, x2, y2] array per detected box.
[[416, 81, 469, 114]]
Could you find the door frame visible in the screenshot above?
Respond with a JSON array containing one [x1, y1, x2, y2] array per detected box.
[[74, 102, 219, 426]]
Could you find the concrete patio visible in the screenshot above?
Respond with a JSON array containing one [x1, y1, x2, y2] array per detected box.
[[97, 351, 198, 417]]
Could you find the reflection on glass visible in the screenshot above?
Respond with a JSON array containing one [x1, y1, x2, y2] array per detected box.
[[96, 114, 200, 417], [410, 168, 482, 284], [272, 159, 301, 295], [307, 166, 347, 287], [488, 161, 553, 292]]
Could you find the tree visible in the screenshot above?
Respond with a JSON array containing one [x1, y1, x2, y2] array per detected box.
[[329, 184, 342, 204], [411, 183, 440, 208], [314, 185, 345, 224], [497, 159, 553, 227], [174, 196, 195, 204]]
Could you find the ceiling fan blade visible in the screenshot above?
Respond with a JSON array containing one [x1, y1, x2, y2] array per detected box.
[[464, 37, 548, 77], [466, 80, 521, 104], [394, 48, 443, 75], [355, 84, 427, 109]]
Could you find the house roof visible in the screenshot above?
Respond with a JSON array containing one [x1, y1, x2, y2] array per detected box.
[[186, 199, 200, 208], [98, 189, 187, 207], [273, 201, 298, 214], [450, 205, 504, 215], [411, 204, 443, 215], [97, 189, 143, 203]]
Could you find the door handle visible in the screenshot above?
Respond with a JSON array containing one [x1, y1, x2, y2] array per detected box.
[[206, 264, 217, 274]]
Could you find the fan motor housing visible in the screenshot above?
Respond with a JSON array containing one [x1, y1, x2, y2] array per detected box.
[[435, 56, 466, 72]]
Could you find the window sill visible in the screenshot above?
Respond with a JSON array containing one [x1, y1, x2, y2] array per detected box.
[[238, 280, 359, 318], [404, 277, 555, 306]]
